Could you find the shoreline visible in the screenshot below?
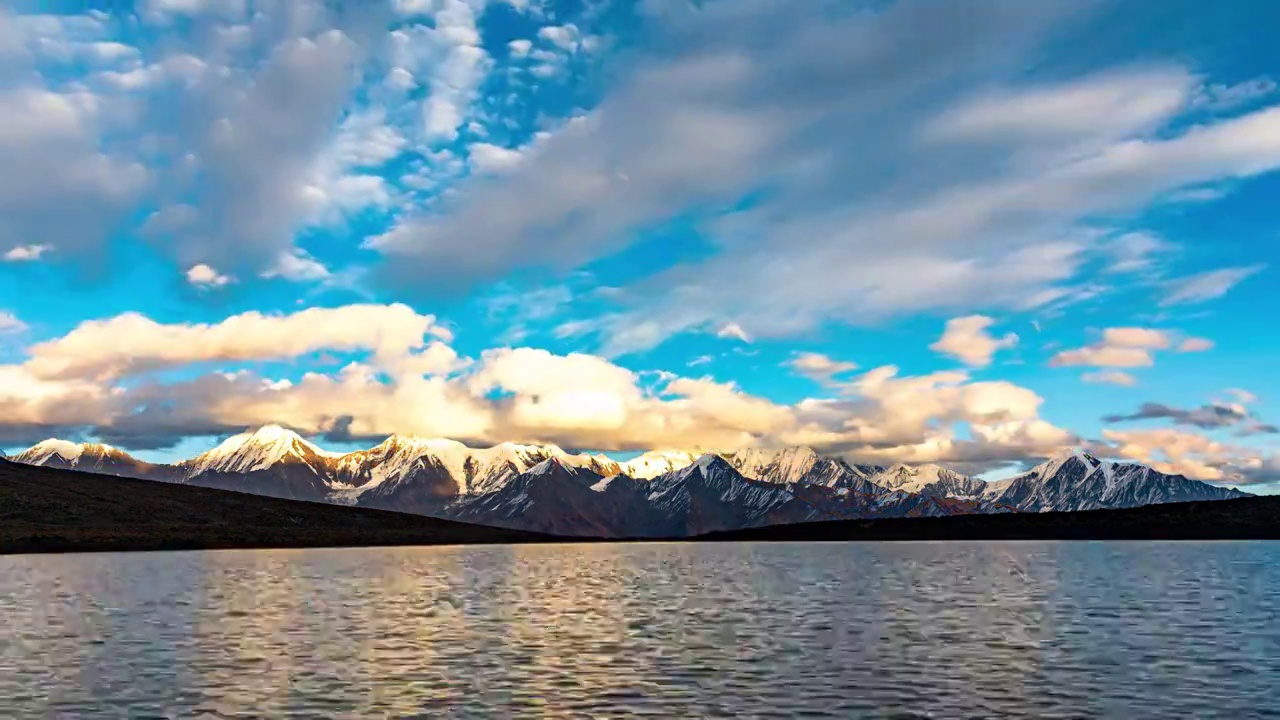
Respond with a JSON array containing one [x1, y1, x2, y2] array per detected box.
[[4, 459, 1278, 556]]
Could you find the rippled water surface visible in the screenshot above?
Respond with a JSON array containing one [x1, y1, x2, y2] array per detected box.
[[2, 542, 1279, 718]]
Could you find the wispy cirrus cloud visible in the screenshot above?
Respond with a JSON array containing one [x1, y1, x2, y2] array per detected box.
[[368, 0, 1280, 357], [1159, 265, 1265, 306]]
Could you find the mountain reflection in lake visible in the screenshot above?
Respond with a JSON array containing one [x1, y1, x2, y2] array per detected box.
[[1, 542, 1277, 718]]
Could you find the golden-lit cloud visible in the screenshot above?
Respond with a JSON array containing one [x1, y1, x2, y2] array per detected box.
[[930, 315, 1018, 367], [0, 303, 1079, 468], [1050, 326, 1212, 373], [23, 303, 453, 381]]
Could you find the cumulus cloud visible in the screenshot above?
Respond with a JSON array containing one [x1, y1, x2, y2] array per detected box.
[[185, 263, 233, 288], [1101, 427, 1279, 485], [537, 24, 579, 52], [22, 303, 452, 382], [260, 249, 331, 282], [469, 142, 525, 173], [390, 0, 491, 142], [715, 322, 752, 343], [2, 244, 51, 262], [786, 352, 858, 384], [0, 87, 145, 261], [1049, 327, 1180, 369], [1050, 345, 1156, 369], [2, 302, 1077, 468], [1051, 326, 1220, 377], [1178, 337, 1214, 352], [0, 311, 27, 334], [508, 39, 532, 58], [142, 29, 369, 272], [930, 315, 1018, 367], [1103, 327, 1173, 349], [1082, 370, 1137, 387], [780, 364, 1075, 467]]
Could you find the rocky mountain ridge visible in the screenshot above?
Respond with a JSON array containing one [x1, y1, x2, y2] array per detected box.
[[9, 426, 1251, 537]]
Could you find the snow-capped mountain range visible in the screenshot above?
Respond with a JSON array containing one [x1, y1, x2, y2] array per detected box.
[[7, 426, 1251, 537]]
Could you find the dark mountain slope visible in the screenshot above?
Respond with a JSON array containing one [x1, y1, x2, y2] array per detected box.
[[0, 458, 553, 555], [700, 494, 1280, 541]]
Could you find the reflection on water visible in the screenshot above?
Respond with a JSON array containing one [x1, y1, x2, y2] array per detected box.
[[1, 542, 1278, 718]]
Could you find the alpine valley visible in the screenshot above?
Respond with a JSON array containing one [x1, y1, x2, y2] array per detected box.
[[10, 425, 1251, 538]]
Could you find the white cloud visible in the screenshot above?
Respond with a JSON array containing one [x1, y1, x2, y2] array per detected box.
[[1160, 265, 1265, 306], [1101, 427, 1277, 485], [295, 109, 406, 227], [537, 24, 579, 52], [1, 302, 1077, 467], [469, 142, 525, 173], [715, 322, 752, 343], [779, 364, 1075, 466], [1102, 231, 1172, 274], [391, 1, 491, 143], [139, 25, 372, 275], [1052, 346, 1154, 368], [1049, 327, 1177, 369], [185, 263, 234, 289], [2, 244, 51, 262], [95, 53, 206, 91], [0, 87, 145, 260], [1191, 77, 1278, 112], [1178, 337, 1214, 352], [330, 109, 407, 168], [1102, 327, 1172, 350], [508, 39, 532, 58], [369, 1, 1280, 355], [926, 68, 1193, 148], [786, 352, 858, 383], [144, 0, 240, 16], [930, 315, 1018, 367], [385, 66, 416, 91], [1082, 370, 1137, 387], [1225, 388, 1257, 404], [260, 249, 331, 282], [23, 303, 452, 382], [0, 310, 27, 334]]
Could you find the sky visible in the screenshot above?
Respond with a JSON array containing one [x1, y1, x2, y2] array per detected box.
[[1, 0, 1278, 492]]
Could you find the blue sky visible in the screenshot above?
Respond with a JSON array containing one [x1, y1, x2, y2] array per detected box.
[[1, 0, 1278, 491]]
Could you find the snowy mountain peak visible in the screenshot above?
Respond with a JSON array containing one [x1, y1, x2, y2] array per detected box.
[[21, 438, 87, 464], [620, 449, 700, 479], [870, 463, 985, 498], [528, 457, 566, 476], [377, 434, 468, 451], [695, 453, 725, 470], [184, 425, 332, 476], [250, 424, 295, 441], [679, 454, 746, 484], [1035, 448, 1105, 484], [724, 445, 821, 483], [11, 439, 148, 476], [877, 463, 951, 485]]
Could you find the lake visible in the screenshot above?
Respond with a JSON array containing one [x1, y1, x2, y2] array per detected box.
[[1, 542, 1277, 718]]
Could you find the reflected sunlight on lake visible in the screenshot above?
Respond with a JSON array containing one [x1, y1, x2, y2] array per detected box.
[[1, 542, 1278, 718]]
